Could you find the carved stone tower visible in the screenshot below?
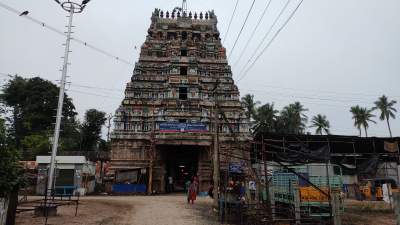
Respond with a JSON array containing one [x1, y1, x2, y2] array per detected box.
[[111, 8, 250, 193]]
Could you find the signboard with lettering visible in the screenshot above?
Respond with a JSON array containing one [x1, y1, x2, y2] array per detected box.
[[229, 162, 244, 174], [159, 122, 207, 132]]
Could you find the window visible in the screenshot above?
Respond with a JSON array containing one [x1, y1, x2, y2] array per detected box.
[[180, 66, 187, 75], [182, 31, 187, 40], [179, 87, 188, 100], [179, 119, 187, 123], [181, 49, 187, 57]]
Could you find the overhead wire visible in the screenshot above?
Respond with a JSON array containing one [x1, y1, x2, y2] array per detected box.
[[232, 0, 273, 67], [235, 0, 291, 78], [241, 83, 400, 99], [227, 0, 256, 59], [0, 2, 134, 67], [237, 0, 304, 82], [222, 0, 240, 45]]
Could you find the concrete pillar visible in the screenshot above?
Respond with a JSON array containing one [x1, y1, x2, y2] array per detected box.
[[294, 187, 301, 225], [332, 192, 342, 225], [393, 192, 400, 225]]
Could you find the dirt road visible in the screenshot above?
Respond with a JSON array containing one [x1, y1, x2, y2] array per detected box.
[[16, 194, 219, 225]]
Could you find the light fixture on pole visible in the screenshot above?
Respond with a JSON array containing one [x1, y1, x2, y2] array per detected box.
[[47, 0, 90, 198]]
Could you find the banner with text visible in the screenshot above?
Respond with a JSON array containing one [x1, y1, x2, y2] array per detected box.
[[159, 122, 207, 132]]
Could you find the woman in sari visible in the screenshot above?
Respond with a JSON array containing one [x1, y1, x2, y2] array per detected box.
[[187, 179, 198, 204]]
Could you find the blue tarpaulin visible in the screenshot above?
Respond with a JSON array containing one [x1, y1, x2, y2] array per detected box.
[[112, 184, 147, 193]]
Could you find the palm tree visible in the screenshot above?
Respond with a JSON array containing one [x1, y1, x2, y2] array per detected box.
[[350, 105, 376, 137], [292, 102, 308, 133], [350, 105, 361, 137], [280, 102, 308, 134], [359, 107, 376, 137], [373, 95, 397, 137], [241, 94, 260, 121], [310, 114, 330, 135], [254, 103, 279, 132], [350, 106, 362, 136]]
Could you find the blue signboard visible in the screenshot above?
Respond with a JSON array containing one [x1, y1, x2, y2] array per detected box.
[[159, 122, 207, 132], [229, 162, 244, 174]]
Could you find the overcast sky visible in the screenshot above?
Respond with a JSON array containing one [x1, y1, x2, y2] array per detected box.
[[1, 0, 399, 137]]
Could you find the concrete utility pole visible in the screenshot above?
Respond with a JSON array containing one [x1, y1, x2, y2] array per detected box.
[[47, 0, 90, 198]]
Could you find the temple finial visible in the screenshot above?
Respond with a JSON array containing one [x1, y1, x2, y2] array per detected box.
[[182, 0, 187, 13]]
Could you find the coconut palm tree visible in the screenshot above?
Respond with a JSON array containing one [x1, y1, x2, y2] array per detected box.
[[350, 106, 362, 136], [373, 95, 397, 137], [241, 94, 260, 121], [310, 114, 330, 135], [280, 102, 308, 134], [254, 103, 279, 132], [359, 107, 376, 137], [350, 105, 376, 137]]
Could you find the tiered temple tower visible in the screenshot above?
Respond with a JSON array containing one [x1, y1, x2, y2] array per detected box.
[[111, 8, 250, 193]]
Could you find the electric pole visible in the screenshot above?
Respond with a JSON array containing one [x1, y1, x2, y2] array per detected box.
[[47, 0, 90, 198]]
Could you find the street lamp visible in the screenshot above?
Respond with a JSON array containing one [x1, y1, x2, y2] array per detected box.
[[47, 0, 91, 198]]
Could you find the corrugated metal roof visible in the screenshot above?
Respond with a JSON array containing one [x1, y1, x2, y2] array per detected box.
[[36, 156, 87, 164]]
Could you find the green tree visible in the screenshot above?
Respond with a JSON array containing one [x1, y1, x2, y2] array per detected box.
[[254, 103, 278, 132], [81, 109, 107, 151], [350, 106, 362, 136], [241, 94, 260, 121], [0, 116, 25, 225], [350, 105, 375, 137], [373, 95, 397, 137], [310, 114, 330, 135], [1, 76, 77, 151], [21, 134, 51, 157], [280, 102, 308, 134]]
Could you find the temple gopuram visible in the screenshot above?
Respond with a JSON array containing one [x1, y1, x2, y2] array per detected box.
[[110, 7, 250, 193]]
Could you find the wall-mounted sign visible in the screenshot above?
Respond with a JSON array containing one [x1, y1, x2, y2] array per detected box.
[[159, 122, 207, 132], [229, 162, 244, 174]]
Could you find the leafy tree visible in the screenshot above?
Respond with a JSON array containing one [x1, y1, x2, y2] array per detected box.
[[310, 114, 330, 135], [254, 103, 278, 132], [81, 109, 107, 151], [373, 95, 397, 137], [350, 105, 375, 137], [21, 134, 51, 157], [1, 76, 77, 151], [241, 94, 260, 121], [0, 116, 25, 225]]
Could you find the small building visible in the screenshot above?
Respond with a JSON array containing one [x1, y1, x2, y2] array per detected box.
[[36, 156, 96, 196]]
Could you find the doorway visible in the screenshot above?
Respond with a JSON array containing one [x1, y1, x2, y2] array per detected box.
[[159, 145, 200, 192]]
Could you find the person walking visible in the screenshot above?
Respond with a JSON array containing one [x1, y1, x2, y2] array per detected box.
[[167, 176, 173, 193], [187, 179, 197, 204]]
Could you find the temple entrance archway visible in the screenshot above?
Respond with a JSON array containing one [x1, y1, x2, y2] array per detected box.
[[156, 144, 210, 193]]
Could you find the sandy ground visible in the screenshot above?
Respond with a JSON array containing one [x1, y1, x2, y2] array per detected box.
[[16, 194, 219, 225], [341, 200, 395, 225], [16, 195, 396, 225]]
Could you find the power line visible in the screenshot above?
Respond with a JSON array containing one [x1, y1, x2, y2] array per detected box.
[[241, 83, 400, 99], [67, 89, 122, 100], [232, 0, 273, 67], [0, 2, 134, 67], [237, 0, 304, 82], [227, 0, 256, 59], [235, 0, 291, 79], [222, 0, 240, 45], [241, 88, 375, 105]]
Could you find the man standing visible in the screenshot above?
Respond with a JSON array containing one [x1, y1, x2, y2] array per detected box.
[[168, 176, 173, 193]]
